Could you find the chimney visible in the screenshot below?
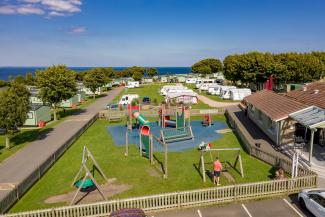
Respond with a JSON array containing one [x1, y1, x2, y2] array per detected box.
[[314, 89, 319, 94], [302, 86, 307, 91]]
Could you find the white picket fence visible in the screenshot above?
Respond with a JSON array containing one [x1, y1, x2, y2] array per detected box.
[[2, 175, 316, 217]]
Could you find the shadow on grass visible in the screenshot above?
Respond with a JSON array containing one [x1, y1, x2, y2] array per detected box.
[[10, 128, 54, 147]]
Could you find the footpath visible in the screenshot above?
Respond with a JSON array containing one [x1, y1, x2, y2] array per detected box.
[[0, 87, 124, 213], [197, 95, 239, 108]]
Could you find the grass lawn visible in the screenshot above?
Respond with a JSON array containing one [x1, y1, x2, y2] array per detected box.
[[0, 94, 105, 164], [11, 115, 273, 212], [113, 83, 213, 109]]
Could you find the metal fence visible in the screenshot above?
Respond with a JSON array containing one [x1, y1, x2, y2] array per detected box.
[[2, 175, 316, 217], [0, 114, 99, 214]]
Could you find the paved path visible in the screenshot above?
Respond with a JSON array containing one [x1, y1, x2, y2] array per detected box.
[[197, 95, 239, 108], [0, 87, 123, 211], [152, 196, 313, 217]]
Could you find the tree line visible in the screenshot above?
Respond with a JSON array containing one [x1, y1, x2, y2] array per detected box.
[[0, 65, 158, 148], [191, 51, 325, 85]]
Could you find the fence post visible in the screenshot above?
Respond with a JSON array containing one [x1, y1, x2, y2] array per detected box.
[[177, 192, 181, 208]]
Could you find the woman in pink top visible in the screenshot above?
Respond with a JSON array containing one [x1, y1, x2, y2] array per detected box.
[[213, 157, 222, 185]]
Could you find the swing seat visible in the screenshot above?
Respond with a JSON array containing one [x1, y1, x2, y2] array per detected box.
[[74, 178, 96, 192]]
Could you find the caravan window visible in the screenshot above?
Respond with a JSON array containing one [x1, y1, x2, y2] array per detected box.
[[27, 112, 33, 119]]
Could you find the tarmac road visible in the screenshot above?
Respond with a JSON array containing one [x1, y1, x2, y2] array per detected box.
[[152, 195, 315, 217]]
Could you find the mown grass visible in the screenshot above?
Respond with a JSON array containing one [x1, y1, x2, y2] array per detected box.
[[0, 94, 105, 163], [11, 116, 273, 212], [113, 83, 212, 109]]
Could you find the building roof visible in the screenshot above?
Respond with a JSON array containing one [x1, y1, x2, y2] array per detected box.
[[286, 81, 325, 109], [244, 90, 307, 122], [29, 103, 45, 111], [290, 106, 325, 129]]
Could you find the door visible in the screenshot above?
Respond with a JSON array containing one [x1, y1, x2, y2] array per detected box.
[[307, 194, 324, 217]]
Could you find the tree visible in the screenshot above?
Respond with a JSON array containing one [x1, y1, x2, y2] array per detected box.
[[0, 80, 7, 87], [36, 65, 77, 121], [25, 72, 35, 85], [146, 67, 158, 77], [191, 58, 223, 75], [132, 71, 144, 81], [13, 75, 25, 84], [0, 83, 30, 148], [83, 68, 109, 99]]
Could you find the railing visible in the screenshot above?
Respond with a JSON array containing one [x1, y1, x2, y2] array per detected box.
[[99, 108, 225, 119], [3, 175, 316, 217], [0, 114, 99, 214]]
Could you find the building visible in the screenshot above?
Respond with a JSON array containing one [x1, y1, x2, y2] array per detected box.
[[244, 90, 307, 146], [24, 104, 51, 126], [142, 78, 153, 83], [60, 95, 79, 108], [160, 76, 168, 83]]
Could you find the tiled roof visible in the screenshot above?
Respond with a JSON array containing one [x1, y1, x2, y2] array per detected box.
[[244, 90, 307, 122], [286, 81, 325, 109]]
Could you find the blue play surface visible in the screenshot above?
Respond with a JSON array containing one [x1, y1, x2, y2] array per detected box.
[[107, 121, 227, 152]]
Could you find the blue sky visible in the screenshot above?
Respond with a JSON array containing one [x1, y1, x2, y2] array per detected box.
[[0, 0, 325, 67]]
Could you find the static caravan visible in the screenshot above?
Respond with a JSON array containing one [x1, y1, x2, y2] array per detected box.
[[142, 78, 153, 84], [60, 95, 79, 108], [185, 78, 198, 84], [200, 83, 220, 91], [221, 88, 237, 99], [218, 86, 237, 96], [160, 76, 168, 83], [229, 88, 251, 100], [165, 92, 198, 104], [177, 76, 186, 83], [195, 79, 216, 89], [160, 85, 187, 96], [77, 91, 86, 103], [83, 87, 103, 95], [208, 85, 221, 95], [126, 81, 140, 88], [24, 104, 51, 126]]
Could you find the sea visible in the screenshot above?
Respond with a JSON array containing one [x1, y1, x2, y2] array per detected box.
[[0, 67, 191, 81]]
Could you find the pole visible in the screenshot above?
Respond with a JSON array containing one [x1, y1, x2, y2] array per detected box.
[[309, 129, 315, 163], [125, 131, 128, 156], [164, 142, 168, 179]]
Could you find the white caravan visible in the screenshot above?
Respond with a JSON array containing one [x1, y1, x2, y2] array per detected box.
[[229, 88, 252, 100], [118, 94, 139, 105], [165, 91, 198, 104], [160, 85, 187, 96], [219, 86, 237, 97], [208, 85, 221, 95], [195, 79, 216, 89], [126, 81, 140, 88], [200, 83, 220, 91], [185, 78, 198, 84], [222, 88, 237, 99]]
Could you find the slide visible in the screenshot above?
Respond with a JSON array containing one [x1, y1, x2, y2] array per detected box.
[[132, 110, 150, 126]]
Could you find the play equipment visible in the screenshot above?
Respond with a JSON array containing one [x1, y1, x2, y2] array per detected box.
[[71, 146, 108, 205], [202, 114, 213, 126], [159, 104, 190, 128], [198, 143, 244, 183], [126, 105, 152, 158], [160, 126, 194, 143]]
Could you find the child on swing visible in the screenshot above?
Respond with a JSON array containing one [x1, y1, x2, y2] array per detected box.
[[213, 157, 222, 185]]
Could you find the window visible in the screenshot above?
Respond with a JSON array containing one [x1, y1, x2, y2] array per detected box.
[[27, 112, 33, 119], [258, 109, 262, 121], [309, 194, 325, 208]]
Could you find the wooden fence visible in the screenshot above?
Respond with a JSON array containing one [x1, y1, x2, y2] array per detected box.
[[0, 115, 99, 214], [99, 108, 225, 119], [2, 175, 316, 217]]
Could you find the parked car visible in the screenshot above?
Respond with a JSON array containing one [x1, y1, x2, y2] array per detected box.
[[142, 96, 151, 104], [298, 189, 325, 217], [106, 103, 119, 110]]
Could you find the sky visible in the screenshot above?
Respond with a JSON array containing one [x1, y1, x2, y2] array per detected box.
[[0, 0, 325, 67]]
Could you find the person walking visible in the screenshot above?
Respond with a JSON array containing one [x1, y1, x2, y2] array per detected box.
[[213, 157, 222, 185]]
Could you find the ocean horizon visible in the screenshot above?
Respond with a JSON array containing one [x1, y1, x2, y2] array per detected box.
[[0, 66, 192, 81]]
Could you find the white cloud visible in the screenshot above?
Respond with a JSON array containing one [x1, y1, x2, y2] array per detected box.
[[0, 4, 44, 15], [0, 6, 16, 14], [0, 0, 82, 16], [69, 26, 86, 34]]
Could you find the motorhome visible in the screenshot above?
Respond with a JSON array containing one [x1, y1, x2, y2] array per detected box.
[[118, 94, 139, 105], [126, 81, 140, 88], [229, 88, 252, 100]]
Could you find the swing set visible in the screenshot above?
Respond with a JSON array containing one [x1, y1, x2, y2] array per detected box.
[[198, 144, 244, 183], [71, 146, 108, 205]]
